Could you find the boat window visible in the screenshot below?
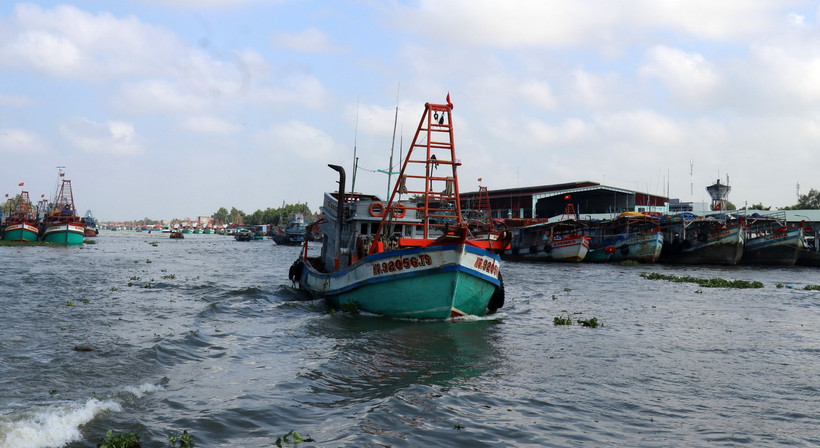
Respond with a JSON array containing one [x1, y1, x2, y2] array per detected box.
[[360, 223, 368, 235], [370, 223, 379, 234]]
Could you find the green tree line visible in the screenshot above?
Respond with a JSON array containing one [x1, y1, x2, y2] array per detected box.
[[210, 203, 313, 226]]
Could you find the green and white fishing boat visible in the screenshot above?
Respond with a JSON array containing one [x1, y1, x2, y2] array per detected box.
[[290, 97, 507, 319], [41, 173, 85, 245], [2, 191, 40, 242]]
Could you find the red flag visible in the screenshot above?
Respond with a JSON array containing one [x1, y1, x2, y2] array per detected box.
[[18, 182, 23, 186], [41, 194, 45, 198], [4, 194, 7, 198], [59, 173, 65, 177], [446, 92, 453, 109], [478, 178, 482, 182]]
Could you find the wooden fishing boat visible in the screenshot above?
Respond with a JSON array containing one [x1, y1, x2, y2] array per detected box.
[[797, 226, 820, 267], [502, 205, 589, 262], [740, 212, 803, 265], [586, 211, 663, 263], [660, 214, 744, 265], [41, 174, 85, 245], [82, 210, 99, 237], [290, 97, 507, 319], [1, 191, 39, 242]]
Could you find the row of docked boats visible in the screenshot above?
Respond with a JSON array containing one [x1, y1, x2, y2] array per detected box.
[[287, 96, 817, 322], [498, 208, 814, 266], [0, 173, 96, 245]]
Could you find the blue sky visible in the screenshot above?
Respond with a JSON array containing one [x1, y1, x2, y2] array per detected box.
[[1, 0, 819, 221]]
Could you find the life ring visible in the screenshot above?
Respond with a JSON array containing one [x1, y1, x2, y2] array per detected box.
[[369, 202, 385, 217], [392, 203, 406, 219]]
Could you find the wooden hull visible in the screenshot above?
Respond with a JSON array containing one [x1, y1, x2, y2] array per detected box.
[[42, 224, 85, 245], [608, 232, 664, 263], [741, 228, 803, 265], [797, 249, 820, 267], [503, 235, 588, 262], [2, 222, 39, 242], [298, 244, 501, 319], [662, 225, 744, 265], [584, 247, 614, 262]]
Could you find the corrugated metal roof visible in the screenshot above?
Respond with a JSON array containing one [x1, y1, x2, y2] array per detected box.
[[532, 184, 636, 200]]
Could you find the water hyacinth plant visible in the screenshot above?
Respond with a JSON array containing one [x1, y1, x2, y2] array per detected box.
[[640, 272, 763, 289]]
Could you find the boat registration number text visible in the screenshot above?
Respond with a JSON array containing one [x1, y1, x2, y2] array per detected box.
[[372, 254, 433, 275], [474, 257, 499, 276]]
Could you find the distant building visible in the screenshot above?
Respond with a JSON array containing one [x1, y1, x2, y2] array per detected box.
[[668, 198, 693, 213], [197, 216, 214, 227], [460, 181, 669, 219]]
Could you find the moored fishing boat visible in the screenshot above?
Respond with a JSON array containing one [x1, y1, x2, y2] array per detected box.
[[587, 211, 663, 263], [290, 97, 506, 319], [502, 205, 589, 262], [797, 225, 820, 266], [82, 210, 99, 237], [740, 212, 803, 265], [274, 214, 308, 245], [2, 191, 40, 242], [660, 214, 744, 265], [41, 174, 85, 245]]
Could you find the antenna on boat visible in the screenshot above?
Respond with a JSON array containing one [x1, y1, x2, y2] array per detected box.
[[386, 84, 400, 199], [351, 97, 360, 193]]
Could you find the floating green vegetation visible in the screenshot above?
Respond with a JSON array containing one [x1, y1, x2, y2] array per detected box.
[[161, 274, 176, 280], [620, 260, 640, 266], [578, 317, 599, 328], [339, 302, 360, 314], [776, 283, 785, 288], [804, 284, 820, 291], [168, 430, 195, 447], [145, 259, 152, 263], [98, 430, 140, 448], [275, 431, 313, 447], [110, 286, 119, 291], [553, 315, 573, 325], [0, 240, 63, 247], [65, 301, 75, 307], [640, 272, 764, 289]]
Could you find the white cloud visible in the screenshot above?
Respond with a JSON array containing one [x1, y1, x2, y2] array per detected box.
[[0, 128, 47, 154], [640, 45, 721, 107], [390, 0, 798, 48], [255, 121, 340, 161], [60, 117, 143, 156], [749, 44, 820, 104], [115, 79, 210, 113], [0, 4, 186, 79]]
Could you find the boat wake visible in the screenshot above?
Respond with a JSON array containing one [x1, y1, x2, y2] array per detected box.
[[0, 383, 163, 448]]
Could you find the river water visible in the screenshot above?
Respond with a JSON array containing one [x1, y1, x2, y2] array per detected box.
[[0, 232, 817, 447]]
